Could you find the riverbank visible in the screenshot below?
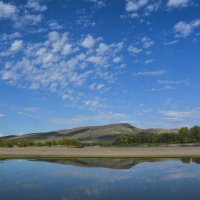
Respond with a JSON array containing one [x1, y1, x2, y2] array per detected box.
[[1, 146, 200, 158]]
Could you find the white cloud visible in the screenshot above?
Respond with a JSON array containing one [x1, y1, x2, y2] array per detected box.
[[133, 70, 167, 77], [174, 19, 200, 38], [17, 106, 40, 119], [15, 13, 43, 28], [142, 37, 154, 48], [0, 1, 17, 19], [81, 35, 95, 48], [90, 83, 104, 90], [1, 32, 21, 41], [158, 107, 200, 127], [10, 40, 23, 52], [164, 85, 175, 90], [62, 44, 73, 56], [123, 1, 160, 19], [52, 112, 127, 126], [23, 107, 40, 113], [125, 0, 148, 12], [49, 21, 63, 30], [25, 0, 47, 12], [0, 113, 5, 118], [48, 31, 60, 42], [87, 56, 104, 65], [157, 79, 190, 85], [96, 43, 109, 54], [144, 58, 155, 64], [0, 31, 124, 109], [95, 0, 106, 9], [17, 111, 40, 119], [112, 56, 122, 63], [167, 0, 189, 7], [145, 2, 160, 14], [0, 1, 46, 29], [148, 85, 175, 92], [159, 110, 198, 119], [164, 40, 179, 45], [76, 9, 96, 29], [0, 70, 19, 82], [86, 0, 106, 9], [128, 46, 142, 54], [84, 100, 99, 108]]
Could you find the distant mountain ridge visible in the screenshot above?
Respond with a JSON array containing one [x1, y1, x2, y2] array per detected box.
[[1, 123, 178, 143]]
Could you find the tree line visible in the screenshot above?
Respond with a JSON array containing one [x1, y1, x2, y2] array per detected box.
[[113, 126, 200, 146], [0, 138, 80, 148]]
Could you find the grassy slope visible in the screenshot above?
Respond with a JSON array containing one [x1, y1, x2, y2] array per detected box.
[[1, 123, 179, 143]]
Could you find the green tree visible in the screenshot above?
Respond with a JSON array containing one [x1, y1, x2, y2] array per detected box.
[[113, 135, 129, 145], [58, 138, 80, 146], [51, 140, 58, 146], [151, 134, 161, 143], [179, 127, 190, 143], [190, 126, 200, 142], [36, 141, 44, 146], [45, 141, 53, 147]]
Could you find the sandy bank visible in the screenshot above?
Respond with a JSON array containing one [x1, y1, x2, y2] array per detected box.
[[1, 146, 200, 158]]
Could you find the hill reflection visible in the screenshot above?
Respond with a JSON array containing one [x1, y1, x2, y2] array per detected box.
[[32, 157, 200, 169]]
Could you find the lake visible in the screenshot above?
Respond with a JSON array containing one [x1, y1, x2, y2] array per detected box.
[[1, 158, 200, 200]]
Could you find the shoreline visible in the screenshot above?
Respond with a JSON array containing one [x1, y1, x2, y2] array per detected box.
[[1, 146, 200, 159]]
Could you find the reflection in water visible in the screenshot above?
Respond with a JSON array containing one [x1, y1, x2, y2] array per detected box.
[[32, 158, 171, 169], [33, 157, 200, 169], [0, 158, 200, 200]]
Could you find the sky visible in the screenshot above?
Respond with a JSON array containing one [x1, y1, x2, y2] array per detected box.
[[0, 0, 200, 136]]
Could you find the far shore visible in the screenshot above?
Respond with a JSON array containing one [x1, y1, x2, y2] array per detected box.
[[1, 146, 200, 158]]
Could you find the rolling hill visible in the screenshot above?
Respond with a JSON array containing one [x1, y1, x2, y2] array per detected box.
[[1, 123, 178, 143]]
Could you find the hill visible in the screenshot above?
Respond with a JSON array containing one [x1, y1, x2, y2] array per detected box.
[[1, 123, 178, 143]]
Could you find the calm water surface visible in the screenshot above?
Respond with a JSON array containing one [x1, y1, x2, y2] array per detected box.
[[0, 158, 200, 200]]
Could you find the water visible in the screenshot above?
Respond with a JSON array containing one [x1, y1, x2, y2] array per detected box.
[[1, 158, 200, 200]]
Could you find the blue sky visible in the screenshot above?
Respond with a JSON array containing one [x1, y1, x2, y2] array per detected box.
[[0, 0, 200, 136]]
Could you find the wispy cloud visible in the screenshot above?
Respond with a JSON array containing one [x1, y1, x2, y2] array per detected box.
[[0, 113, 5, 118], [25, 0, 47, 12], [23, 107, 40, 114], [128, 46, 142, 55], [81, 34, 96, 48], [0, 1, 18, 20], [17, 111, 40, 119], [0, 30, 124, 110], [157, 79, 190, 85], [125, 0, 149, 12], [144, 58, 155, 64], [164, 40, 179, 45], [167, 0, 190, 8], [51, 112, 127, 126], [17, 106, 41, 119], [133, 70, 167, 77], [48, 21, 63, 30], [142, 37, 154, 48], [10, 40, 23, 52], [0, 32, 21, 41], [0, 0, 47, 28], [86, 0, 106, 9], [159, 110, 193, 118], [159, 108, 200, 120], [123, 0, 160, 19], [174, 19, 200, 38]]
